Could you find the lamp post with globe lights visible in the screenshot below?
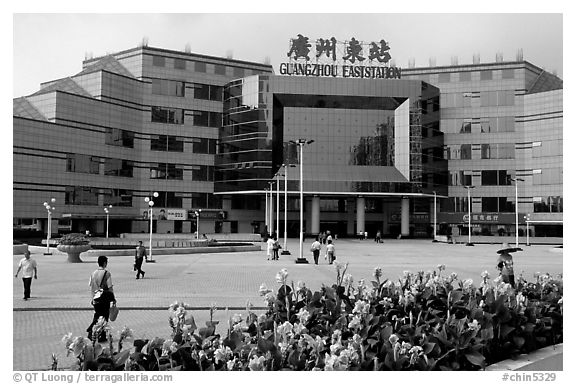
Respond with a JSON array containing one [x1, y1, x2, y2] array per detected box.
[[289, 139, 314, 263], [511, 177, 525, 248], [144, 192, 159, 263], [43, 198, 56, 255], [194, 209, 202, 240], [103, 205, 112, 238], [464, 186, 475, 246]]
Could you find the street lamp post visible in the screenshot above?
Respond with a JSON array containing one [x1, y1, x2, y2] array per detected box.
[[194, 210, 202, 239], [432, 191, 437, 242], [464, 186, 475, 246], [281, 164, 293, 255], [103, 205, 112, 238], [268, 181, 275, 236], [264, 187, 269, 236], [144, 192, 159, 263], [289, 139, 314, 263], [524, 214, 531, 246], [276, 174, 280, 240], [43, 198, 56, 255], [511, 177, 525, 248]]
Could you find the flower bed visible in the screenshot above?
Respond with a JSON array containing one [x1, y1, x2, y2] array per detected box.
[[55, 264, 562, 371]]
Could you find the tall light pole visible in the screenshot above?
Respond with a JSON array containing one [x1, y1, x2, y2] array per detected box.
[[432, 191, 437, 242], [276, 173, 280, 240], [103, 205, 112, 238], [464, 186, 475, 246], [194, 209, 202, 239], [289, 139, 314, 263], [268, 181, 275, 236], [281, 164, 294, 255], [511, 177, 525, 248], [524, 214, 531, 246], [144, 192, 159, 263], [43, 198, 56, 255], [264, 187, 269, 236]]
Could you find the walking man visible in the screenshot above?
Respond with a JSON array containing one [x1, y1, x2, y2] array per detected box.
[[325, 239, 336, 265], [310, 237, 322, 265], [15, 250, 37, 300], [134, 241, 147, 279], [87, 256, 116, 341]]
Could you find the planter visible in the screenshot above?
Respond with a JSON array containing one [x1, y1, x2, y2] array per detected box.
[[57, 244, 91, 263]]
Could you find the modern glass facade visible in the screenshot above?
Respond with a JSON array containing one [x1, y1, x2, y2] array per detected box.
[[216, 76, 447, 197]]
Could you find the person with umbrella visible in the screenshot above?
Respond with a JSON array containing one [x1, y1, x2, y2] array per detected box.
[[496, 242, 522, 288]]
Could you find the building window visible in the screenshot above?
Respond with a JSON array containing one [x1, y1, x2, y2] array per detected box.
[[480, 70, 493, 80], [460, 144, 471, 160], [460, 122, 472, 133], [233, 67, 245, 77], [215, 64, 226, 75], [195, 62, 206, 72], [150, 163, 183, 180], [66, 154, 99, 174], [151, 106, 184, 124], [438, 73, 451, 83], [103, 189, 132, 207], [65, 186, 99, 206], [533, 196, 563, 213], [104, 158, 133, 177], [193, 83, 223, 101], [459, 72, 472, 82], [481, 170, 511, 186], [152, 56, 165, 67], [151, 79, 185, 97], [497, 144, 515, 159], [481, 144, 491, 159], [502, 69, 515, 79], [150, 135, 184, 152], [192, 138, 217, 154], [105, 128, 134, 148], [174, 58, 186, 70], [156, 192, 182, 208], [192, 111, 222, 127], [192, 165, 214, 181], [482, 197, 513, 212]]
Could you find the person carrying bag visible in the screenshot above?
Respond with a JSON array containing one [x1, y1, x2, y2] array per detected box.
[[87, 256, 116, 341]]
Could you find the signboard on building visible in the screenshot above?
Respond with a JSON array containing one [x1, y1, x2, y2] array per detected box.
[[280, 34, 402, 80], [187, 210, 227, 220], [437, 212, 522, 224], [140, 208, 188, 220]]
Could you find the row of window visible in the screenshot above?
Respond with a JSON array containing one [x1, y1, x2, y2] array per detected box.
[[151, 79, 224, 101], [436, 68, 515, 83], [151, 106, 222, 127], [445, 143, 515, 160], [65, 186, 223, 209], [442, 197, 515, 213], [66, 154, 214, 181], [442, 90, 515, 108], [457, 117, 515, 134], [533, 196, 563, 213], [151, 55, 244, 78], [104, 128, 216, 153]]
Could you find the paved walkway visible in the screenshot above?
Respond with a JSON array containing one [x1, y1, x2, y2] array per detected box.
[[12, 239, 563, 370]]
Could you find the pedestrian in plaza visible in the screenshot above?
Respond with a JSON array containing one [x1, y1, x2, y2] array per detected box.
[[375, 230, 382, 243], [134, 241, 147, 279], [310, 236, 322, 265], [14, 250, 37, 300], [319, 231, 326, 245], [326, 230, 333, 244], [87, 256, 116, 341], [496, 243, 521, 288], [272, 236, 281, 260], [325, 239, 336, 265], [266, 235, 275, 261], [364, 231, 368, 240]]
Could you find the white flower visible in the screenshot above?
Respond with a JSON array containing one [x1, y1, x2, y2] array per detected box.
[[248, 355, 266, 371], [352, 300, 370, 315], [389, 334, 399, 345], [463, 278, 474, 290], [275, 268, 289, 284], [259, 283, 271, 296], [467, 319, 481, 332], [297, 280, 306, 290], [297, 308, 311, 324], [226, 359, 236, 370], [231, 313, 243, 324], [348, 314, 362, 330]]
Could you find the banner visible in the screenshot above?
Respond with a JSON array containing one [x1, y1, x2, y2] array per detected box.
[[140, 208, 187, 220]]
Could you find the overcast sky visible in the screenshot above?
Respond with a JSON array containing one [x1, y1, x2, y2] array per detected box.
[[12, 12, 563, 98]]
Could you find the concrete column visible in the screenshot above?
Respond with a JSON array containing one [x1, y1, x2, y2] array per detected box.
[[401, 198, 410, 236], [311, 196, 320, 235], [356, 197, 366, 235], [347, 198, 355, 236]]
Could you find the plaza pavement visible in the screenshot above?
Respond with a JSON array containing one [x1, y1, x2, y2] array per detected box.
[[13, 238, 563, 370]]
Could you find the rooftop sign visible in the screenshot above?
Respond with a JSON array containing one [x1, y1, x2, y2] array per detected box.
[[280, 35, 401, 79]]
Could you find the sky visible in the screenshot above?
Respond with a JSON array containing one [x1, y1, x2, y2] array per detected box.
[[12, 12, 564, 98]]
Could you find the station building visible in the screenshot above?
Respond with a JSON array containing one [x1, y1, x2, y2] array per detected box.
[[13, 44, 563, 240]]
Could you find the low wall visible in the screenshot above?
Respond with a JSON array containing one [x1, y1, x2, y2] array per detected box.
[[13, 244, 29, 255], [85, 244, 262, 257], [486, 344, 563, 371], [451, 235, 563, 246], [120, 233, 261, 242]]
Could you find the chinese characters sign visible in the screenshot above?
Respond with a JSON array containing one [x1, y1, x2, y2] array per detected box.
[[280, 35, 401, 79]]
